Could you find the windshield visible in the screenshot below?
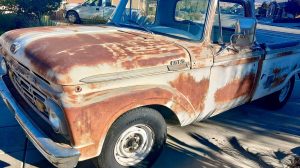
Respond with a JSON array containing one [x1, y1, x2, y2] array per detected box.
[[84, 0, 99, 6], [111, 0, 210, 41]]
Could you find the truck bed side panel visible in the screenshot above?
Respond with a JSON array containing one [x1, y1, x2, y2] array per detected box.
[[252, 45, 300, 100]]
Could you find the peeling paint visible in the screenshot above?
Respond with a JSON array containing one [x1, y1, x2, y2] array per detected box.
[[214, 74, 256, 103], [170, 73, 209, 112]]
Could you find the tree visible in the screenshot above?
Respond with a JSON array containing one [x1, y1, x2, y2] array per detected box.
[[17, 0, 62, 23], [0, 0, 18, 13], [0, 0, 62, 24]]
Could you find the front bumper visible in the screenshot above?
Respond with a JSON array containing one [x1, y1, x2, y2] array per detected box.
[[0, 69, 80, 167]]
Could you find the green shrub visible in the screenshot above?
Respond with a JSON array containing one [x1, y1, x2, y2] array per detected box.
[[82, 16, 108, 25], [0, 13, 58, 34], [50, 9, 66, 21], [29, 15, 58, 27]]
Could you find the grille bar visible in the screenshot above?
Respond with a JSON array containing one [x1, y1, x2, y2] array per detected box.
[[7, 59, 49, 117]]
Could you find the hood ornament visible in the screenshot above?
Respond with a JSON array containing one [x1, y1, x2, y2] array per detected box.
[[10, 43, 20, 54]]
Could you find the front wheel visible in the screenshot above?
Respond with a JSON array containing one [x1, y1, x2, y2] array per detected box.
[[66, 11, 80, 24], [263, 76, 295, 110], [94, 107, 167, 168]]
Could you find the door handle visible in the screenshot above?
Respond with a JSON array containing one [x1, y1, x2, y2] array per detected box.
[[167, 63, 189, 71]]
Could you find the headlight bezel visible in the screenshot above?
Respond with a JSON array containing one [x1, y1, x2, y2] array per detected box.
[[45, 99, 69, 136]]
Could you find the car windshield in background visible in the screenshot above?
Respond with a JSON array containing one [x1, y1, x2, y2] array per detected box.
[[84, 0, 100, 6], [112, 0, 210, 41]]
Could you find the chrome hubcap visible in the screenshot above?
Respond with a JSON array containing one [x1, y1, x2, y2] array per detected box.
[[279, 80, 291, 102], [68, 14, 77, 23], [114, 124, 154, 166]]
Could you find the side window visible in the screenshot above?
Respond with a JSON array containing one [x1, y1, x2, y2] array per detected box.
[[86, 0, 100, 6], [173, 0, 209, 38], [211, 2, 245, 44], [175, 0, 208, 22], [121, 0, 158, 25]]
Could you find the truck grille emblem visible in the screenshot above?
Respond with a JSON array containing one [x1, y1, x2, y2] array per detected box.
[[10, 43, 20, 54]]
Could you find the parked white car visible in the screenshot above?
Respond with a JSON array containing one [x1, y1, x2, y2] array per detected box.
[[65, 0, 116, 23]]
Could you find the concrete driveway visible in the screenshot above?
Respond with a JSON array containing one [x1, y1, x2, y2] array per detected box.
[[1, 78, 300, 168]]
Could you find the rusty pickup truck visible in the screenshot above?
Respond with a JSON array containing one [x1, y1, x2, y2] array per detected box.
[[0, 0, 300, 167]]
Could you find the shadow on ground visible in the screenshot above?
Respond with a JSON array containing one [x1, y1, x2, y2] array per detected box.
[[153, 96, 300, 167]]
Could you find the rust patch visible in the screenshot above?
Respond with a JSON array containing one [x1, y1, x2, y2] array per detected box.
[[170, 73, 209, 112], [22, 30, 187, 84], [220, 57, 259, 67], [63, 87, 186, 159], [273, 68, 282, 75], [214, 73, 256, 103], [277, 51, 293, 57], [121, 54, 182, 70], [272, 74, 288, 88], [61, 84, 197, 160], [271, 67, 289, 88]]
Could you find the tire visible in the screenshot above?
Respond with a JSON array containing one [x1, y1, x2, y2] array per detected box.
[[66, 11, 80, 24], [94, 107, 167, 168], [263, 76, 295, 110]]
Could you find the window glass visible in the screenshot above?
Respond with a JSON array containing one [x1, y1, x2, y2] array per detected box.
[[120, 0, 157, 25], [219, 2, 244, 28], [175, 0, 208, 22], [85, 0, 101, 6], [114, 0, 210, 41], [211, 2, 245, 43]]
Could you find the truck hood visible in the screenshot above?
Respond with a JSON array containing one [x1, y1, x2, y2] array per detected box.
[[0, 26, 189, 85]]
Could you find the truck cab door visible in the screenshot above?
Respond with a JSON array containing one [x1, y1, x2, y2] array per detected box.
[[205, 1, 264, 116]]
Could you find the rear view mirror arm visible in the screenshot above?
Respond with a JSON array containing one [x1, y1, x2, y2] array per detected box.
[[216, 43, 239, 56]]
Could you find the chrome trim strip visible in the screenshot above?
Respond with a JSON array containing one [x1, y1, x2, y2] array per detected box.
[[80, 65, 171, 83]]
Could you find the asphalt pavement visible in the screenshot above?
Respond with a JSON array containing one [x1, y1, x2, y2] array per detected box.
[[0, 78, 299, 168]]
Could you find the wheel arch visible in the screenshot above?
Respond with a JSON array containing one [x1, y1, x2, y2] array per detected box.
[[67, 86, 196, 161], [280, 69, 298, 89], [93, 103, 190, 160], [66, 10, 79, 18]]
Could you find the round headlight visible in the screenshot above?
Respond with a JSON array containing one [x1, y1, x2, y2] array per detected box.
[[45, 99, 67, 134], [0, 58, 7, 75], [49, 110, 61, 133]]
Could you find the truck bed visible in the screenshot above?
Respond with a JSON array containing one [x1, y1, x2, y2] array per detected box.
[[257, 24, 300, 49]]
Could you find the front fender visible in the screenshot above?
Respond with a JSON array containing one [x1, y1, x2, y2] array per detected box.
[[62, 85, 196, 161]]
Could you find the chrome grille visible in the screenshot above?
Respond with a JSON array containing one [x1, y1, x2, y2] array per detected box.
[[7, 59, 49, 117]]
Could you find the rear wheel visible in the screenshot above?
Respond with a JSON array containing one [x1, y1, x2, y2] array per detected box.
[[263, 76, 295, 110], [94, 107, 166, 168]]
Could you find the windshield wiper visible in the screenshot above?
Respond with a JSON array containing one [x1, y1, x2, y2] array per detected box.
[[127, 19, 154, 35]]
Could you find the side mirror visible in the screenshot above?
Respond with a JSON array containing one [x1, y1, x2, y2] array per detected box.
[[231, 18, 257, 48]]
